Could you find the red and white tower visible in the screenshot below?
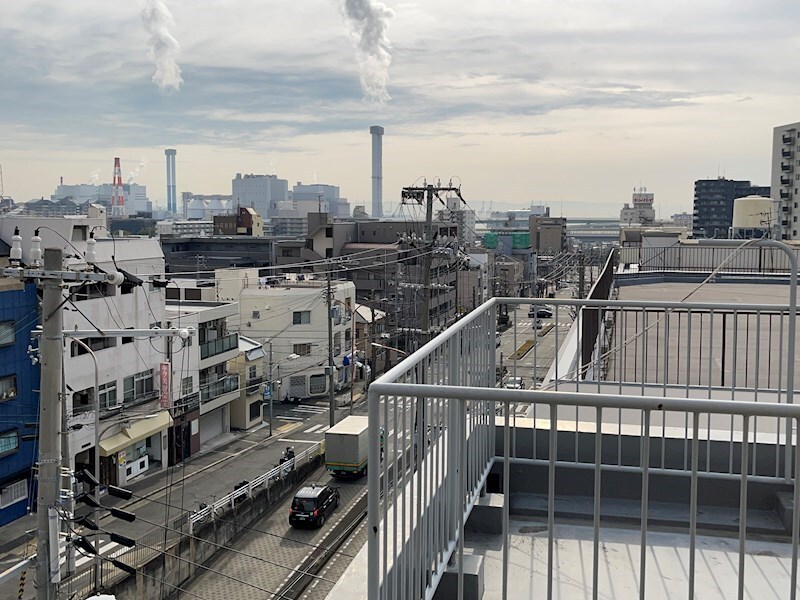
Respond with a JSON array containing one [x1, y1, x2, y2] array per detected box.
[[111, 157, 125, 217]]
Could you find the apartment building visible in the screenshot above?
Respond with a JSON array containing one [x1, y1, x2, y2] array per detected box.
[[772, 121, 800, 239], [692, 178, 770, 238], [215, 268, 355, 402]]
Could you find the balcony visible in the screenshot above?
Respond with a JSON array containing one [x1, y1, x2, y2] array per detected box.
[[200, 333, 238, 360], [782, 191, 791, 200], [782, 176, 792, 185], [782, 162, 793, 172], [200, 375, 239, 403], [783, 149, 794, 158], [355, 243, 800, 600], [783, 134, 794, 144]]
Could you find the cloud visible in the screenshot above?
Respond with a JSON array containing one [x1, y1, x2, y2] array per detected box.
[[140, 0, 183, 92], [338, 0, 394, 103]]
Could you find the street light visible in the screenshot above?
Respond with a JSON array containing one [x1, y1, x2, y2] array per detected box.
[[69, 338, 100, 589]]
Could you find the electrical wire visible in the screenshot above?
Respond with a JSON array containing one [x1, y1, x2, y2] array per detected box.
[[130, 513, 339, 584], [127, 491, 357, 559]]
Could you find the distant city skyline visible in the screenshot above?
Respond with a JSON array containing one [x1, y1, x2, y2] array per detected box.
[[1, 1, 796, 216]]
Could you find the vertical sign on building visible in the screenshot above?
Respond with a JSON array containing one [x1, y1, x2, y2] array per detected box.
[[160, 362, 171, 408]]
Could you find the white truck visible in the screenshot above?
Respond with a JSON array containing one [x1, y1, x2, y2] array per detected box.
[[325, 416, 382, 477]]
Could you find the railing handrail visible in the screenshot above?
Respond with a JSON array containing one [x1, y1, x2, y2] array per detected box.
[[188, 441, 322, 525], [368, 383, 800, 420]]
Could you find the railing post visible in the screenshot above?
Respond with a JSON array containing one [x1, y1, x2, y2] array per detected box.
[[367, 384, 381, 600]]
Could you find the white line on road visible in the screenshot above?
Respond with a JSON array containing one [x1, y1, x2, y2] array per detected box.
[[304, 424, 324, 433], [278, 438, 320, 444], [277, 416, 304, 421], [292, 406, 328, 413]]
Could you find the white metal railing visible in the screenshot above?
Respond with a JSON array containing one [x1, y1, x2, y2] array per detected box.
[[372, 384, 800, 600], [367, 301, 497, 600], [367, 257, 800, 600], [188, 441, 323, 531]]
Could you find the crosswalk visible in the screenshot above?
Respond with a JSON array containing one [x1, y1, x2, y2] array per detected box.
[[276, 403, 329, 422], [303, 424, 330, 434], [58, 538, 123, 570]]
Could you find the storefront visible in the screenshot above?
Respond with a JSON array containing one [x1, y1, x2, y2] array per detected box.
[[99, 412, 171, 487]]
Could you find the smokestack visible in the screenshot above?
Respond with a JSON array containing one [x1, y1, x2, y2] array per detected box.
[[165, 149, 177, 213], [370, 125, 384, 218], [111, 157, 125, 217]]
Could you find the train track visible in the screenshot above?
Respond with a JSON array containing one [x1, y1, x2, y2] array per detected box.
[[273, 489, 368, 599]]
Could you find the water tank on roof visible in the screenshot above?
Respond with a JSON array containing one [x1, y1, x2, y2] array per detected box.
[[732, 196, 776, 229]]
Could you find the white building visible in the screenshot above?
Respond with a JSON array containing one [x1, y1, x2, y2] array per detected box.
[[620, 188, 656, 226], [232, 173, 289, 221], [291, 182, 351, 218], [215, 268, 356, 402], [438, 196, 477, 246], [771, 121, 800, 239], [156, 220, 214, 238], [0, 212, 173, 487], [670, 212, 693, 229], [52, 183, 151, 215], [165, 299, 241, 447]]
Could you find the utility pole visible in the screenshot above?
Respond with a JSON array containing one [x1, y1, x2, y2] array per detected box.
[[268, 341, 274, 437], [401, 182, 463, 347], [578, 250, 585, 299], [38, 247, 64, 600], [326, 269, 336, 428]]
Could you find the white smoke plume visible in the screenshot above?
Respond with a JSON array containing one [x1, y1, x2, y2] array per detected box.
[[140, 0, 183, 92], [127, 158, 147, 184], [338, 0, 394, 103], [88, 169, 101, 185]]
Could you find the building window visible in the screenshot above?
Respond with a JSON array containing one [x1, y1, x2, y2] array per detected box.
[[0, 479, 27, 509], [248, 365, 258, 380], [309, 374, 326, 395], [181, 376, 193, 397], [123, 370, 154, 403], [249, 401, 261, 421], [99, 381, 118, 410], [0, 321, 14, 347], [292, 311, 310, 325], [325, 227, 333, 238], [0, 375, 17, 401], [185, 288, 202, 301], [293, 343, 312, 356], [0, 430, 19, 457], [71, 337, 116, 357]]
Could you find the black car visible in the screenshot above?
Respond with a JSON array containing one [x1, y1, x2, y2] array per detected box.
[[289, 484, 340, 528]]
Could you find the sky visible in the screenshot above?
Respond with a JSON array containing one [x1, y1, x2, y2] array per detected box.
[[1, 0, 799, 218]]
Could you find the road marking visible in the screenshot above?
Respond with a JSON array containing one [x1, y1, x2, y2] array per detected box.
[[275, 422, 303, 434], [277, 416, 304, 421], [319, 426, 330, 433], [278, 438, 320, 444], [304, 424, 324, 433], [292, 405, 328, 414]]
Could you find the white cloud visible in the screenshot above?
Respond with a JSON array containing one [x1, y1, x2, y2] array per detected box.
[[0, 0, 797, 213]]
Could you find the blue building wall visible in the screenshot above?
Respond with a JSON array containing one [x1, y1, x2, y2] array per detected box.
[[0, 282, 40, 526]]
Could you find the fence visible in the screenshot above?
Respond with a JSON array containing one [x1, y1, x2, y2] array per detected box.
[[63, 442, 323, 599]]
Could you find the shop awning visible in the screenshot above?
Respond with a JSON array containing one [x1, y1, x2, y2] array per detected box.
[[99, 412, 173, 457]]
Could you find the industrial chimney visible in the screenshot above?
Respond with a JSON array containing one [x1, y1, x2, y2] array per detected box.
[[165, 149, 177, 214], [370, 126, 384, 218], [111, 157, 125, 217]]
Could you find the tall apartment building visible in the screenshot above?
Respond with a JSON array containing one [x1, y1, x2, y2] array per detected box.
[[692, 178, 770, 239], [771, 121, 800, 239]]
